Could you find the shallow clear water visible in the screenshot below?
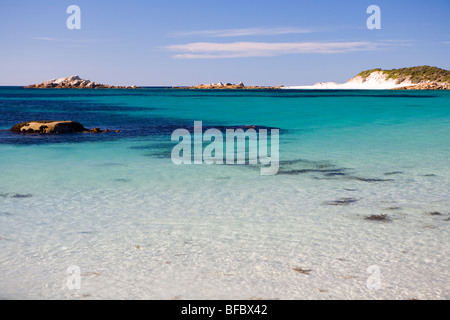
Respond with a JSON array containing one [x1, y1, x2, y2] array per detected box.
[[0, 87, 449, 299]]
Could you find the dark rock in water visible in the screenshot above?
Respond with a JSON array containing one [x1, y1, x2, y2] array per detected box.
[[11, 121, 87, 134], [279, 159, 334, 168], [277, 159, 349, 178], [323, 198, 358, 206], [278, 169, 314, 175], [0, 193, 32, 199], [90, 127, 103, 133], [12, 193, 33, 198], [365, 214, 391, 222], [278, 168, 346, 175], [384, 171, 404, 176], [346, 176, 394, 183], [89, 128, 116, 133], [324, 172, 346, 177], [292, 267, 311, 275]]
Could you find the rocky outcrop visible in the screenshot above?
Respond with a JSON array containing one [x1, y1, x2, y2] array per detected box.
[[11, 121, 87, 134], [174, 82, 283, 90], [10, 121, 120, 134], [24, 76, 138, 89], [391, 82, 450, 90]]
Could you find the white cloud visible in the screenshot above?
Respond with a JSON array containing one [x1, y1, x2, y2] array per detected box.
[[166, 41, 386, 59], [35, 37, 63, 41], [173, 26, 314, 37], [34, 37, 97, 43]]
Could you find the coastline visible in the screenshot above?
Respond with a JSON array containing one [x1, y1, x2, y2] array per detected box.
[[172, 82, 283, 90], [282, 83, 411, 90], [21, 66, 450, 91], [282, 83, 450, 90]]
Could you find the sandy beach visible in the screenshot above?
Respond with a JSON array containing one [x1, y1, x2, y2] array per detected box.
[[283, 71, 414, 90]]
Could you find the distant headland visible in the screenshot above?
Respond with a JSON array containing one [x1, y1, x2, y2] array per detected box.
[[173, 82, 283, 90], [285, 66, 450, 90], [24, 75, 139, 89]]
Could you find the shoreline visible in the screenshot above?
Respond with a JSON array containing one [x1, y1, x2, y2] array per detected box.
[[282, 83, 450, 90]]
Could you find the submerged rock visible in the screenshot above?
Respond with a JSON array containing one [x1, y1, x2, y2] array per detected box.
[[323, 198, 358, 206], [292, 267, 311, 275], [384, 171, 404, 176], [11, 193, 33, 198], [364, 214, 391, 222], [0, 193, 32, 198], [278, 168, 346, 175], [345, 176, 394, 183]]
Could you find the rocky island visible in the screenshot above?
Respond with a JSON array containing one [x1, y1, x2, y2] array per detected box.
[[173, 82, 283, 90], [24, 75, 138, 89]]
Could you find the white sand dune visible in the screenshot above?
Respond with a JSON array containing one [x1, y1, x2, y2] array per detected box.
[[284, 71, 413, 90]]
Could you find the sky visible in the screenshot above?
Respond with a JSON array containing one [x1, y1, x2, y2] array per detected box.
[[0, 0, 449, 86]]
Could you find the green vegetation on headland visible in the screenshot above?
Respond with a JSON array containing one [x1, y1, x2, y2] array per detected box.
[[357, 66, 450, 84]]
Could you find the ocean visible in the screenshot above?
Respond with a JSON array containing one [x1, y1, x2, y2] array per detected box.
[[0, 87, 449, 299]]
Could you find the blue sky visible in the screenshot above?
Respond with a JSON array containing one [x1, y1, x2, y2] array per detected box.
[[0, 0, 449, 86]]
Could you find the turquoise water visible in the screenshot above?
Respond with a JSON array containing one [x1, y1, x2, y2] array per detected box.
[[0, 87, 449, 299]]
